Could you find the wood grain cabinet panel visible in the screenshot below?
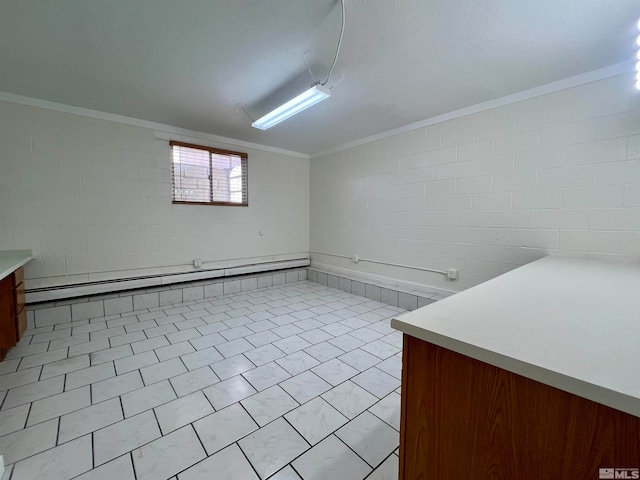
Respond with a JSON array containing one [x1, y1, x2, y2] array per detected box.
[[14, 281, 25, 316], [16, 308, 27, 341], [12, 267, 24, 287], [399, 334, 640, 480], [12, 268, 26, 343], [0, 275, 17, 350], [0, 267, 27, 359]]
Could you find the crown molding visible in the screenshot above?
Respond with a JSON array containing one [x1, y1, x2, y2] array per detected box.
[[1, 60, 634, 161], [310, 61, 636, 158], [0, 91, 310, 159]]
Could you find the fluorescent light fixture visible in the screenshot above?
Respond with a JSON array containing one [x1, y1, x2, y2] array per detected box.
[[252, 84, 331, 130]]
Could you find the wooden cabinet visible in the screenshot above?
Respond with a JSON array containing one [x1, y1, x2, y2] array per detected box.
[[398, 335, 640, 480], [393, 258, 640, 479], [14, 268, 27, 342], [0, 267, 27, 360]]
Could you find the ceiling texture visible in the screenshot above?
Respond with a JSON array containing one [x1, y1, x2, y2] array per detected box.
[[0, 0, 638, 155]]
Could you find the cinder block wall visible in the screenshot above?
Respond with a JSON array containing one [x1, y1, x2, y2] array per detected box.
[[310, 73, 640, 291], [0, 101, 310, 290]]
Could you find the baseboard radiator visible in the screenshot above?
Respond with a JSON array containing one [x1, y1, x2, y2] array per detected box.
[[27, 258, 310, 304]]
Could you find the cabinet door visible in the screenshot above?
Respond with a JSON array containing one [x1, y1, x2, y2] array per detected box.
[[16, 308, 27, 341], [0, 276, 17, 348], [14, 282, 25, 316], [12, 267, 24, 288]]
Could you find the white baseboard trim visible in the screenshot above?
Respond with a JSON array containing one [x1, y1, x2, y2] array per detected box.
[[27, 258, 310, 304], [307, 265, 456, 311], [309, 261, 456, 299], [28, 268, 309, 329]]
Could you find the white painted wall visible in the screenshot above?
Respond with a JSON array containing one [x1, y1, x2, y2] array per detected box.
[[310, 72, 640, 292], [0, 101, 309, 289]]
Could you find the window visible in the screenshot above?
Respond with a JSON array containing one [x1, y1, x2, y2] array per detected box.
[[170, 141, 248, 206]]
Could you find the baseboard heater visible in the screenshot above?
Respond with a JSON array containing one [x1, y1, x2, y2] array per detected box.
[[27, 258, 310, 304]]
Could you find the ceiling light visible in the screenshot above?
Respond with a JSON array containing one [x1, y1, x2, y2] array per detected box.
[[251, 84, 331, 130], [250, 0, 344, 130]]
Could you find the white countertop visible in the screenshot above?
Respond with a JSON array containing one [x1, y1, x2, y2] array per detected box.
[[0, 250, 33, 282], [391, 256, 640, 418]]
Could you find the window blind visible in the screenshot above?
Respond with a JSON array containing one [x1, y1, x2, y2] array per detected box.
[[170, 141, 248, 206]]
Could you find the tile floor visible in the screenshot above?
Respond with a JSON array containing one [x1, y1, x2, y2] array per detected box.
[[0, 281, 405, 480]]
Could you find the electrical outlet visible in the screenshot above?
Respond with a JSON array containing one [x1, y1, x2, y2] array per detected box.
[[193, 259, 202, 268]]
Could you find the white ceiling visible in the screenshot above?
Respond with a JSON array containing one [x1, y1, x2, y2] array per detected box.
[[0, 0, 638, 155]]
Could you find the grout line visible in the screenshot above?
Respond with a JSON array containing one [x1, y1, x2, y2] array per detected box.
[[333, 430, 380, 470], [165, 378, 180, 402], [280, 414, 312, 448], [88, 432, 95, 473], [188, 423, 210, 466], [54, 416, 63, 447], [232, 437, 262, 478], [129, 451, 139, 480], [150, 406, 163, 438], [24, 400, 34, 433], [362, 449, 399, 479], [290, 462, 305, 479], [150, 347, 161, 364], [117, 394, 125, 420], [176, 354, 189, 374]]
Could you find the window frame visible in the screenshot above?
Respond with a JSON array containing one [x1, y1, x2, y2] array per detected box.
[[170, 140, 249, 207]]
